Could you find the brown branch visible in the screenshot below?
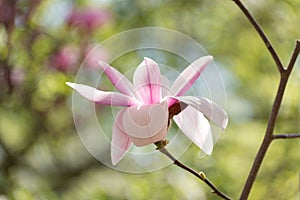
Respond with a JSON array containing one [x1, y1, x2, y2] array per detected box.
[[286, 40, 300, 73], [232, 0, 284, 73], [237, 39, 300, 200], [231, 0, 300, 199], [157, 145, 231, 200], [273, 133, 300, 139], [240, 77, 287, 199]]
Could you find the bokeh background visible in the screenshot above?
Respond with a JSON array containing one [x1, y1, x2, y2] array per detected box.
[[1, 0, 300, 199]]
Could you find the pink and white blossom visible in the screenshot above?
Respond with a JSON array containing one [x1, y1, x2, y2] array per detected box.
[[66, 56, 228, 165]]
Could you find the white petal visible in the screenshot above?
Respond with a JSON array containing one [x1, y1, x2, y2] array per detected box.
[[170, 56, 213, 96], [98, 60, 138, 99], [133, 57, 162, 104], [66, 82, 140, 106], [173, 106, 213, 154], [169, 96, 228, 129], [160, 75, 170, 98], [111, 109, 132, 165], [121, 101, 168, 146]]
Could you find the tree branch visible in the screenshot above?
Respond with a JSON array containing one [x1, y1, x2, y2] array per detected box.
[[273, 133, 300, 139], [239, 38, 300, 200], [239, 78, 286, 199], [157, 145, 231, 200], [286, 40, 300, 73], [231, 1, 300, 199], [232, 0, 284, 73]]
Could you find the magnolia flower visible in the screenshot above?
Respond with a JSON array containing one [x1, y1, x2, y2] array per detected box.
[[66, 56, 228, 165]]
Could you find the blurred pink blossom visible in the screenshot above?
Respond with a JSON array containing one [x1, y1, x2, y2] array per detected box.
[[84, 45, 110, 69], [49, 46, 79, 72], [67, 7, 111, 31]]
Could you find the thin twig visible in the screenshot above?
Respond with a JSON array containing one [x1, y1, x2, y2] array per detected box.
[[232, 0, 284, 73], [158, 147, 231, 200], [273, 133, 300, 139], [286, 40, 300, 73]]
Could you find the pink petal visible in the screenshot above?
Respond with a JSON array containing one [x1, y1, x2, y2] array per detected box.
[[170, 56, 213, 97], [121, 102, 168, 146], [66, 82, 140, 106], [111, 109, 132, 165], [160, 75, 170, 98], [173, 106, 213, 154], [98, 60, 138, 99], [170, 96, 228, 130], [133, 57, 162, 104]]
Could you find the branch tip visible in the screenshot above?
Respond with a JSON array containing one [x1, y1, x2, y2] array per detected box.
[[286, 40, 300, 72]]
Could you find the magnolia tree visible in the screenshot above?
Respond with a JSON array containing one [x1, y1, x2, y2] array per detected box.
[[0, 0, 299, 199]]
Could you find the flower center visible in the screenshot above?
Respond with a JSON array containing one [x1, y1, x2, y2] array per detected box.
[[122, 101, 168, 139]]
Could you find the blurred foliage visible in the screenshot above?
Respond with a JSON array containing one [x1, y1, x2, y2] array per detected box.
[[0, 0, 300, 199]]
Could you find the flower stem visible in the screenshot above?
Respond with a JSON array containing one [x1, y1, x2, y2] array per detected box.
[[156, 144, 231, 200]]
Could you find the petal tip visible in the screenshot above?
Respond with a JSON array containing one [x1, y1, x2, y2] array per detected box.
[[143, 57, 156, 63], [201, 55, 213, 63], [222, 115, 229, 130], [111, 143, 129, 166], [66, 82, 75, 88], [207, 55, 213, 60], [202, 145, 213, 155], [206, 148, 213, 155], [111, 156, 119, 166], [98, 60, 109, 69], [111, 145, 122, 166]]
